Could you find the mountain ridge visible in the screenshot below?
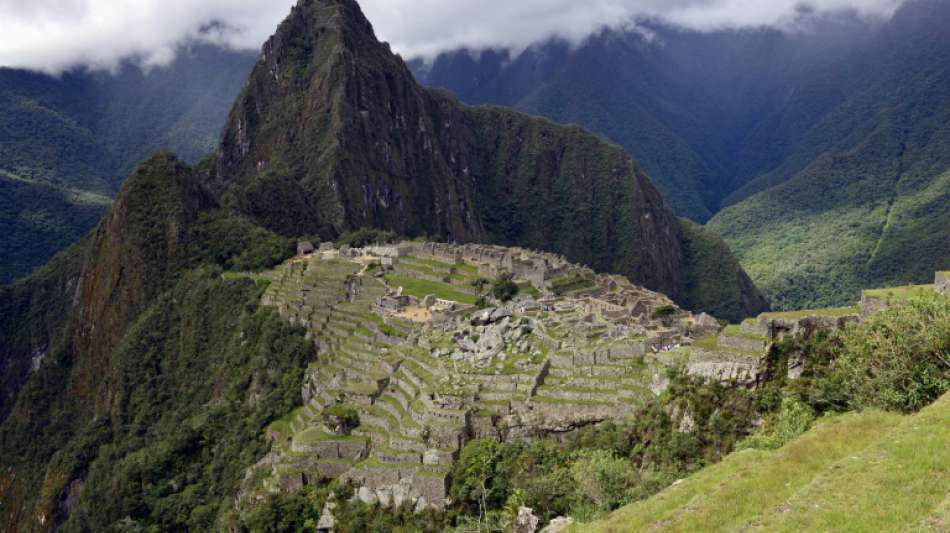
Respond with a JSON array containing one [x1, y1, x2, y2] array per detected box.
[[0, 45, 256, 284], [412, 0, 950, 309]]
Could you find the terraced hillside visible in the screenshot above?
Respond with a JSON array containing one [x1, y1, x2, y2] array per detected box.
[[583, 391, 950, 532], [233, 241, 772, 509], [228, 239, 948, 517]]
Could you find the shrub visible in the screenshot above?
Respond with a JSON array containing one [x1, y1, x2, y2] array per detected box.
[[737, 395, 816, 450], [569, 449, 636, 517], [491, 274, 518, 302], [833, 295, 950, 413], [651, 305, 678, 320], [323, 404, 360, 434]]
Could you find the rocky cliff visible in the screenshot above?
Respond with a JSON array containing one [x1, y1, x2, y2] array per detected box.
[[210, 0, 768, 321]]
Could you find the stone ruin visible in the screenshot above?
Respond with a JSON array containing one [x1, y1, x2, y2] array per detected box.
[[247, 244, 950, 512]]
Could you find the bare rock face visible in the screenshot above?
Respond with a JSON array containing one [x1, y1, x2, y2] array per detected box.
[[541, 516, 575, 533], [316, 498, 337, 531], [514, 506, 541, 533]]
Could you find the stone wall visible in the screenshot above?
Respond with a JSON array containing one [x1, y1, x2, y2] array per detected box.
[[346, 467, 450, 510], [718, 333, 767, 353], [687, 357, 761, 387], [291, 437, 369, 459]]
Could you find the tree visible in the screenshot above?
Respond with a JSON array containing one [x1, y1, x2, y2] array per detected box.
[[491, 273, 518, 302]]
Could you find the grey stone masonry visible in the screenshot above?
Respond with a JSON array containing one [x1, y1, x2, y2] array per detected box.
[[718, 332, 767, 353]]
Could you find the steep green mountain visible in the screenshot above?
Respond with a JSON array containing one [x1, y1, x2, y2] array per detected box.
[[0, 45, 256, 283], [210, 0, 766, 320], [414, 0, 950, 310], [410, 18, 872, 222], [708, 0, 950, 309], [0, 1, 768, 529], [2, 2, 948, 529], [0, 153, 301, 531]]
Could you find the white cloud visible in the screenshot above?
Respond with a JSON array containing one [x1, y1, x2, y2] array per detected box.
[[0, 0, 908, 73]]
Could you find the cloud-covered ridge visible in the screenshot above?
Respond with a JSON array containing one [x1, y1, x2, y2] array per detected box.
[[0, 0, 907, 73]]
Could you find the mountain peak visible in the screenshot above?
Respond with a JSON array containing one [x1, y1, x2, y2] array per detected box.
[[210, 0, 767, 319]]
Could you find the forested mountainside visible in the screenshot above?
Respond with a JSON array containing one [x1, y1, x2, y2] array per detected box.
[[209, 0, 765, 320], [413, 0, 950, 310], [708, 0, 950, 309], [0, 0, 765, 528], [0, 45, 255, 283], [1, 149, 939, 529], [409, 16, 875, 222], [0, 1, 948, 531]]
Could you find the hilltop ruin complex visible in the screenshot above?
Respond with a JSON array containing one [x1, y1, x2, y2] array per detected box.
[[238, 241, 948, 511]]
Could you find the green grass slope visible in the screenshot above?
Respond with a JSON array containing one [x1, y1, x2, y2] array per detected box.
[[582, 392, 950, 533]]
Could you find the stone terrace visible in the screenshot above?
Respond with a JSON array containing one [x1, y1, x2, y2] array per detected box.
[[243, 248, 950, 510]]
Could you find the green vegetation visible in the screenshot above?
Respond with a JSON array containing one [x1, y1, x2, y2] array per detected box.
[[240, 483, 450, 533], [1, 271, 313, 531], [584, 295, 950, 530], [760, 306, 861, 320], [187, 212, 296, 272], [0, 47, 255, 283], [491, 273, 519, 302], [550, 273, 596, 296], [692, 335, 719, 351], [336, 228, 399, 248], [585, 393, 950, 532], [0, 174, 109, 283], [736, 395, 817, 451], [650, 305, 677, 320], [420, 1, 950, 315], [5, 1, 950, 531], [834, 294, 950, 413], [0, 240, 86, 418], [323, 404, 361, 433], [710, 40, 950, 310], [384, 274, 478, 305], [448, 371, 759, 525], [208, 0, 766, 321], [721, 324, 767, 342], [862, 284, 936, 301], [677, 220, 768, 322]]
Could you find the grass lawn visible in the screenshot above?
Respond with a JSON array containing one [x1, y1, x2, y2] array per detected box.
[[384, 274, 478, 305], [580, 392, 950, 532], [293, 427, 368, 445], [863, 284, 936, 301], [760, 306, 861, 320], [721, 324, 768, 341]]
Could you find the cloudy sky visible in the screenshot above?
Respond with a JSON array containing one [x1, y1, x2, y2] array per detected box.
[[0, 0, 907, 73]]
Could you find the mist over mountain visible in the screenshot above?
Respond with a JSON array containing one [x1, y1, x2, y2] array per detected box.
[[410, 14, 876, 220], [0, 44, 256, 283], [1, 0, 905, 74], [412, 0, 950, 309]]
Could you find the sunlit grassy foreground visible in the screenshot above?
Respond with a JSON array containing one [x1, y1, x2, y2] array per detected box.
[[580, 392, 950, 532]]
